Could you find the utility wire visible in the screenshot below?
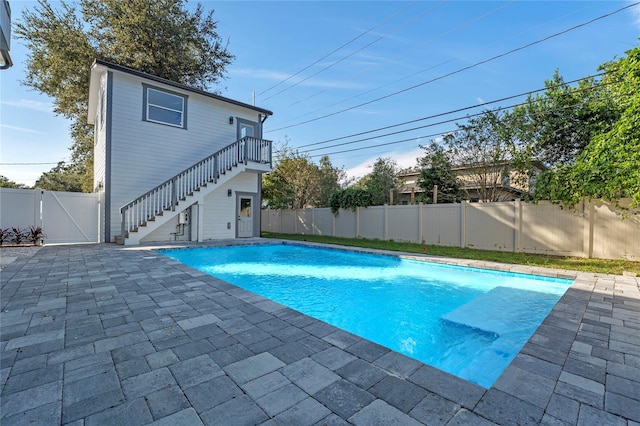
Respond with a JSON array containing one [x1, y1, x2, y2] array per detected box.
[[307, 83, 625, 158], [261, 1, 448, 102], [0, 162, 62, 165], [256, 1, 419, 97], [298, 72, 607, 150], [267, 2, 638, 133], [288, 1, 514, 108], [308, 129, 457, 158]]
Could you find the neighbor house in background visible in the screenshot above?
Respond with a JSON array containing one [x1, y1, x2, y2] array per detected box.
[[398, 161, 546, 204], [0, 0, 12, 69], [88, 60, 273, 245]]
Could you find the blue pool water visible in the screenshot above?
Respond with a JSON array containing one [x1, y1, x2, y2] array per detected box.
[[161, 244, 573, 387]]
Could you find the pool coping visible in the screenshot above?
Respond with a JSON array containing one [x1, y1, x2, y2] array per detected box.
[[1, 239, 638, 425]]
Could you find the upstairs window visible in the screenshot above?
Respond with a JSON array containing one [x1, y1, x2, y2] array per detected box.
[[143, 85, 187, 128]]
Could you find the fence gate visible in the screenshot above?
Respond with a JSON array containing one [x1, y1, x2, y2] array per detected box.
[[0, 188, 100, 244]]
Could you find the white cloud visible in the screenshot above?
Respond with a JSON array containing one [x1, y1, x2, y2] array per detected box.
[[344, 146, 424, 181], [476, 97, 485, 104], [0, 124, 47, 134], [1, 99, 55, 113]]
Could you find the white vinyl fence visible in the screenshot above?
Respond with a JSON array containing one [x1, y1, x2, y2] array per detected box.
[[262, 200, 640, 260], [0, 188, 100, 244]]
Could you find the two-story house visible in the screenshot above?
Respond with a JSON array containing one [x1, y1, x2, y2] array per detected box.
[[88, 60, 273, 245], [398, 161, 546, 204]]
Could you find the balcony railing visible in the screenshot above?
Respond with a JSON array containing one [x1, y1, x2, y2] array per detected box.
[[120, 136, 271, 238]]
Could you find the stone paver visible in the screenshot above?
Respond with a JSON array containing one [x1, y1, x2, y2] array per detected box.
[[1, 241, 639, 425]]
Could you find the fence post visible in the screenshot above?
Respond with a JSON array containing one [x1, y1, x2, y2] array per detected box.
[[38, 190, 44, 229], [460, 201, 466, 248], [332, 210, 336, 237], [312, 208, 316, 235], [515, 199, 522, 253], [418, 203, 423, 244], [588, 201, 594, 258], [384, 204, 388, 240], [265, 207, 269, 232], [356, 207, 360, 238]]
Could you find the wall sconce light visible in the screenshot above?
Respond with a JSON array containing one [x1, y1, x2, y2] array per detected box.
[[229, 116, 234, 125], [227, 189, 232, 197]]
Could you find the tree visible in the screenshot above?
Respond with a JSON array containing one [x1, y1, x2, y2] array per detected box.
[[445, 111, 530, 202], [534, 46, 640, 207], [262, 148, 322, 209], [16, 0, 234, 192], [316, 156, 348, 208], [416, 141, 462, 203], [34, 161, 85, 192], [511, 70, 618, 166], [0, 176, 29, 189], [328, 188, 374, 214], [358, 157, 401, 205]]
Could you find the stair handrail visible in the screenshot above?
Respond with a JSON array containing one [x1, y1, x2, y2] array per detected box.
[[120, 136, 271, 239]]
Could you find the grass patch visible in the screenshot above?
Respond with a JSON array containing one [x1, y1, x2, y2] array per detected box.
[[261, 233, 640, 276]]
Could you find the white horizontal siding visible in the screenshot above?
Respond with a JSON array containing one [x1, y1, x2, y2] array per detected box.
[[107, 70, 263, 239], [202, 173, 259, 240], [140, 211, 191, 243]]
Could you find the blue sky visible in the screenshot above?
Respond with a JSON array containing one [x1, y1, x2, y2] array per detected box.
[[1, 1, 639, 186]]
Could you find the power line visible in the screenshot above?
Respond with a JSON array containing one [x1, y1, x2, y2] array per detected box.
[[283, 58, 454, 123], [256, 1, 419, 98], [307, 82, 625, 159], [298, 72, 608, 150], [308, 129, 457, 158], [261, 1, 448, 102], [287, 0, 515, 108], [0, 162, 61, 165], [267, 1, 638, 133]]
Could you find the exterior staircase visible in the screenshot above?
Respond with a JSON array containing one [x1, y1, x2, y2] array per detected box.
[[118, 137, 272, 245]]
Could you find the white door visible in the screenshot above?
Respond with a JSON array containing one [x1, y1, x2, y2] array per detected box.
[[237, 196, 253, 238]]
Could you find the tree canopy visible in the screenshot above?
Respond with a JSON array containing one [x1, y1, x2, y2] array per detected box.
[[534, 46, 640, 207], [0, 176, 30, 189], [262, 148, 345, 209], [511, 70, 618, 167], [34, 161, 85, 192], [16, 0, 234, 192], [442, 111, 533, 202], [356, 157, 401, 205], [416, 141, 462, 203]]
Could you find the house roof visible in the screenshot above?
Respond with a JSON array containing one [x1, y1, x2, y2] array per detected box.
[[397, 161, 547, 196], [88, 59, 273, 123]]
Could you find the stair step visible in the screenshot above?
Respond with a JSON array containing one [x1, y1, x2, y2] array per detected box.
[[122, 154, 256, 245]]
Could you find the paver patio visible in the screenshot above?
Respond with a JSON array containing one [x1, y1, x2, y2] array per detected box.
[[1, 240, 639, 425]]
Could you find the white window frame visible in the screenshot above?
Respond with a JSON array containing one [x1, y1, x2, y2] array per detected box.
[[142, 84, 187, 129]]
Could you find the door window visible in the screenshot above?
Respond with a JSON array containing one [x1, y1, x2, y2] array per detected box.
[[240, 123, 254, 138], [240, 198, 251, 217]]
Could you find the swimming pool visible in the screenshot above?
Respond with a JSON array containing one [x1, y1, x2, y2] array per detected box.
[[161, 243, 573, 387]]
